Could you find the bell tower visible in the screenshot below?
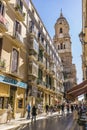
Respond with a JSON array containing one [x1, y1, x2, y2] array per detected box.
[[53, 11, 77, 93]]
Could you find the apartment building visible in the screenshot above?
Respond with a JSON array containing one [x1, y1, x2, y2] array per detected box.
[[79, 0, 87, 99], [26, 1, 64, 109], [0, 0, 27, 120], [0, 0, 64, 122]]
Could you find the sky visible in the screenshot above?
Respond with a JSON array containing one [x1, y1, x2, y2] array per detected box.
[[32, 0, 82, 84]]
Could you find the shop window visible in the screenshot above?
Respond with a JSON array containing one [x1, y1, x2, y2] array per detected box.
[[11, 48, 19, 73], [0, 97, 4, 109], [4, 98, 8, 109], [0, 97, 9, 109], [18, 99, 23, 108]]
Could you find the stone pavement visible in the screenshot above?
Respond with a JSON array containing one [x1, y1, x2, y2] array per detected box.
[[0, 112, 59, 130], [0, 112, 83, 130]]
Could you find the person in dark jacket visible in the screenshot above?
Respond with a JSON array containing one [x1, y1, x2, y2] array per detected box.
[[31, 105, 37, 122]]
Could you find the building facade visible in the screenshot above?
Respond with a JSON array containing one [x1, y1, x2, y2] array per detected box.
[[0, 0, 28, 120], [53, 12, 77, 95], [79, 0, 87, 81], [26, 1, 64, 110], [79, 0, 87, 99], [0, 0, 64, 122]]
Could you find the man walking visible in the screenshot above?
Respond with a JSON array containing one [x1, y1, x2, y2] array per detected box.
[[31, 105, 37, 122], [26, 103, 31, 119]]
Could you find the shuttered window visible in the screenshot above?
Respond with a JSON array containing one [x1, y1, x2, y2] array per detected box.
[[11, 48, 19, 73]]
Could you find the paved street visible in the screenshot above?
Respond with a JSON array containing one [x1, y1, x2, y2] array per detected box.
[[0, 112, 84, 130], [21, 113, 82, 130]]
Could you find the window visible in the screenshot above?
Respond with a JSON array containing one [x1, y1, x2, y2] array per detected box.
[[0, 97, 8, 109], [64, 44, 66, 49], [14, 20, 21, 34], [32, 9, 34, 14], [29, 21, 34, 33], [16, 0, 23, 13], [46, 75, 49, 87], [0, 1, 4, 16], [18, 99, 23, 108], [58, 45, 60, 50], [38, 69, 43, 80], [60, 43, 63, 49], [0, 97, 4, 109], [11, 48, 19, 73], [38, 49, 43, 61], [60, 28, 63, 33]]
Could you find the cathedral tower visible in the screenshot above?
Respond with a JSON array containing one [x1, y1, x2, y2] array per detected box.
[[53, 11, 77, 93]]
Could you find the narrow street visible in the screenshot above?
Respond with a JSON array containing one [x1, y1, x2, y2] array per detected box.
[[21, 113, 82, 130]]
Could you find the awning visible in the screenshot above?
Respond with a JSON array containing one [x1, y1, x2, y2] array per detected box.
[[66, 80, 87, 99]]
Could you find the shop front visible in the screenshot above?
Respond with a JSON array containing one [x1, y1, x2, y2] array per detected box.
[[0, 74, 27, 121]]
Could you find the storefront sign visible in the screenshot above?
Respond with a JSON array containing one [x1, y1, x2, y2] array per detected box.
[[0, 75, 27, 89]]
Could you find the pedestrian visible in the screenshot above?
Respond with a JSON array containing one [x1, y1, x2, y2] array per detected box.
[[45, 104, 49, 114], [50, 105, 53, 114], [71, 104, 74, 113], [26, 103, 31, 119], [31, 105, 37, 122], [7, 104, 12, 122], [73, 107, 78, 120], [61, 103, 64, 115], [66, 104, 69, 115]]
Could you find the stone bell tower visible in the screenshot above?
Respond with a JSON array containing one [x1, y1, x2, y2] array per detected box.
[[53, 11, 77, 94]]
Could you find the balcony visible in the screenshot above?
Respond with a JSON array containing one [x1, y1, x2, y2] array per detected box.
[[37, 79, 46, 88], [29, 39, 39, 54], [27, 27, 36, 38], [13, 31, 24, 45], [0, 14, 9, 32], [29, 55, 37, 62], [37, 56, 45, 68], [38, 38, 45, 51], [14, 5, 25, 21], [28, 62, 38, 78], [44, 51, 50, 58]]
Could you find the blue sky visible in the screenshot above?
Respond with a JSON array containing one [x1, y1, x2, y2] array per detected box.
[[32, 0, 82, 84]]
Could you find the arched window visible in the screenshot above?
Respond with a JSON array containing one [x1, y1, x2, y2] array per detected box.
[[64, 44, 66, 49], [60, 43, 63, 49], [59, 28, 63, 33], [58, 45, 60, 50]]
